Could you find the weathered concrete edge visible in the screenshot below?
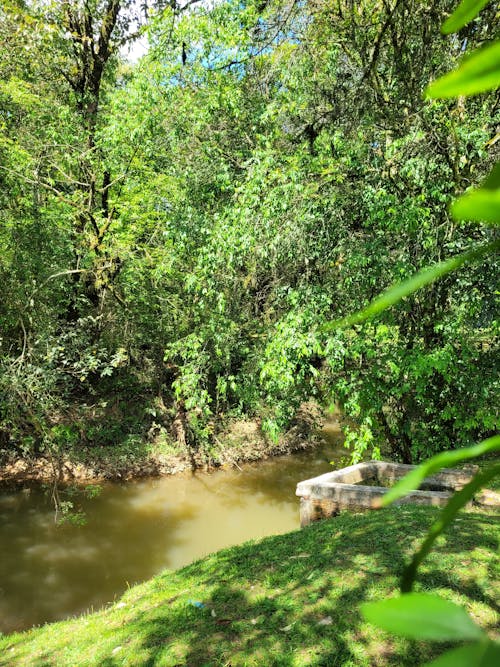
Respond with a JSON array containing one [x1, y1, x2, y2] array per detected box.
[[296, 460, 477, 497], [296, 460, 500, 526], [297, 482, 452, 504]]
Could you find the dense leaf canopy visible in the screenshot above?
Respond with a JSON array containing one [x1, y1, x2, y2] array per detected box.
[[0, 0, 498, 465]]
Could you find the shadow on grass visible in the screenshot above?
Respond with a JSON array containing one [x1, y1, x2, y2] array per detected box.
[[136, 509, 497, 666], [3, 507, 498, 666]]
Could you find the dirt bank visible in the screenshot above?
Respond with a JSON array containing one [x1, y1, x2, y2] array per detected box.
[[0, 403, 333, 485]]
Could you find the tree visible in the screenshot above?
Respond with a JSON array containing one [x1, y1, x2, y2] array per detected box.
[[0, 0, 203, 459], [0, 0, 497, 469]]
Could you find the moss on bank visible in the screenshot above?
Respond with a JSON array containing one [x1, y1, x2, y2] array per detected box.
[[1, 506, 498, 666]]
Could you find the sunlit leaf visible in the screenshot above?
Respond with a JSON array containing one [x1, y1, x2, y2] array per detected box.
[[424, 640, 500, 667], [426, 41, 500, 98], [362, 593, 485, 641], [452, 162, 500, 223], [442, 0, 491, 34], [401, 462, 500, 592], [323, 240, 500, 330], [379, 434, 500, 507], [452, 188, 500, 223]]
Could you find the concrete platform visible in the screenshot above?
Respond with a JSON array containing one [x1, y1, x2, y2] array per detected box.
[[296, 460, 499, 526]]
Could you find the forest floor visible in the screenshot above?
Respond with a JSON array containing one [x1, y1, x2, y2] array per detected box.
[[1, 505, 498, 666]]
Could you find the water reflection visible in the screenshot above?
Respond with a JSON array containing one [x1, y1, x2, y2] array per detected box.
[[0, 432, 344, 633]]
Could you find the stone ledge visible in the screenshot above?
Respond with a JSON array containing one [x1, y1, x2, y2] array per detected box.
[[296, 460, 499, 526]]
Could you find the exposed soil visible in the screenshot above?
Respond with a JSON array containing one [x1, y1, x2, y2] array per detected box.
[[0, 402, 330, 486]]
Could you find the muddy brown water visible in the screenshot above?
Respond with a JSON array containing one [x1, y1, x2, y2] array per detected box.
[[0, 428, 345, 634]]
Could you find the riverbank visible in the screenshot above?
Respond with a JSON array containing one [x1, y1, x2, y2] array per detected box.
[[0, 403, 333, 485], [1, 505, 498, 666]]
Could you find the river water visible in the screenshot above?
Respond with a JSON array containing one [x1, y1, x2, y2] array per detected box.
[[0, 427, 345, 634]]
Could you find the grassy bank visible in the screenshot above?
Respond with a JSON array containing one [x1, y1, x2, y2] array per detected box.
[[1, 506, 498, 666]]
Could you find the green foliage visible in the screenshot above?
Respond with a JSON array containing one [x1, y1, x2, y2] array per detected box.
[[0, 0, 497, 466], [361, 2, 499, 664], [442, 0, 491, 34], [324, 239, 500, 330], [313, 0, 498, 462], [363, 593, 500, 666], [426, 42, 500, 98], [362, 593, 486, 641]]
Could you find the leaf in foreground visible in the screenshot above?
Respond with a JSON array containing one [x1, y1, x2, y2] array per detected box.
[[451, 189, 500, 223], [401, 463, 500, 592], [362, 593, 485, 641], [378, 434, 500, 507], [424, 640, 500, 667], [425, 41, 500, 98], [441, 0, 491, 34], [323, 240, 499, 329], [451, 162, 500, 223]]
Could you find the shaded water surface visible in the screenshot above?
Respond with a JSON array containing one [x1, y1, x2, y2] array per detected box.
[[0, 432, 344, 634]]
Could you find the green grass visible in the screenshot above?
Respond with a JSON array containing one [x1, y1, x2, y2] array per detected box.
[[1, 507, 498, 666]]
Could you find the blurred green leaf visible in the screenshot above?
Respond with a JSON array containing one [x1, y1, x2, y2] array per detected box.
[[451, 188, 500, 223], [323, 240, 500, 330], [442, 0, 491, 34], [481, 162, 500, 189], [452, 162, 500, 223], [426, 41, 500, 98], [401, 462, 500, 592], [424, 640, 500, 667], [380, 434, 500, 507], [362, 593, 485, 641]]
